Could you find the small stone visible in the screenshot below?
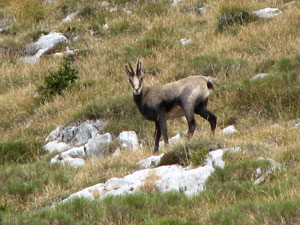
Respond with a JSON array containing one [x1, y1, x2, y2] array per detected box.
[[221, 125, 238, 135], [62, 12, 78, 23], [118, 131, 139, 150], [101, 1, 110, 7], [85, 133, 112, 157], [159, 134, 181, 147], [44, 141, 72, 153], [251, 73, 273, 80], [45, 125, 63, 142], [103, 24, 109, 30], [253, 8, 282, 18], [180, 38, 192, 46]]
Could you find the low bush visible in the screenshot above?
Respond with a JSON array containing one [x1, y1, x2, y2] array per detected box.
[[216, 7, 258, 33], [159, 139, 222, 166], [37, 59, 79, 103]]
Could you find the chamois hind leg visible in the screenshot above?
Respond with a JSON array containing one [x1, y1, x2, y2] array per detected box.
[[154, 121, 161, 153], [158, 113, 169, 146], [195, 106, 217, 133], [183, 105, 197, 138]]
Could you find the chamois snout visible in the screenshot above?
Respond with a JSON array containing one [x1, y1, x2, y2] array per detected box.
[[125, 59, 217, 153]]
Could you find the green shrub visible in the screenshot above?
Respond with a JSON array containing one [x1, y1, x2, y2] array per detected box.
[[216, 7, 257, 33], [0, 140, 43, 165], [159, 139, 222, 166], [37, 59, 79, 102], [190, 148, 210, 166]]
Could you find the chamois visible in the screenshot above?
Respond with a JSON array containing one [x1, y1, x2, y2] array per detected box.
[[125, 60, 217, 153]]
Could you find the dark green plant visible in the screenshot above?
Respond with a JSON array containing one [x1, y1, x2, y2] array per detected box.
[[216, 7, 257, 33], [37, 59, 79, 102], [190, 148, 210, 166], [159, 139, 222, 166]]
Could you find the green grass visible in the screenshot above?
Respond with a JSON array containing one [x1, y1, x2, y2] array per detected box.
[[211, 200, 300, 225], [0, 161, 76, 201], [71, 95, 150, 137], [0, 140, 43, 165], [174, 54, 251, 82]]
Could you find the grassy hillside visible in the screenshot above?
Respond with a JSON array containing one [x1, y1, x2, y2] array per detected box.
[[1, 0, 300, 224]]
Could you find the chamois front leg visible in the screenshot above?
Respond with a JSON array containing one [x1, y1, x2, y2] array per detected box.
[[154, 121, 161, 153], [158, 113, 169, 147]]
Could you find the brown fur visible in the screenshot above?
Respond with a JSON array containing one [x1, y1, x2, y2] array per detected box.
[[125, 60, 217, 153]]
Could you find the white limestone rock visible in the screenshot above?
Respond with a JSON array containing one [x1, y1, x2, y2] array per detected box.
[[137, 153, 165, 169], [172, 0, 184, 7], [221, 125, 238, 135], [118, 131, 139, 150], [44, 141, 72, 153], [54, 47, 79, 58], [253, 8, 282, 18], [254, 157, 283, 185], [180, 38, 192, 46], [159, 133, 181, 147], [294, 119, 300, 129], [103, 24, 109, 30], [45, 126, 63, 142], [62, 12, 78, 23], [85, 133, 112, 157], [61, 147, 242, 203], [51, 156, 85, 168], [251, 73, 273, 80], [21, 32, 68, 64], [101, 1, 110, 7], [57, 120, 107, 146]]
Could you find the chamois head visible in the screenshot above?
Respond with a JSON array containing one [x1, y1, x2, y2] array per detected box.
[[125, 59, 143, 95]]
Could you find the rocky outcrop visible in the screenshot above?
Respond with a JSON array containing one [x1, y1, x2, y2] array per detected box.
[[61, 147, 242, 202], [21, 32, 68, 64], [44, 120, 143, 167]]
